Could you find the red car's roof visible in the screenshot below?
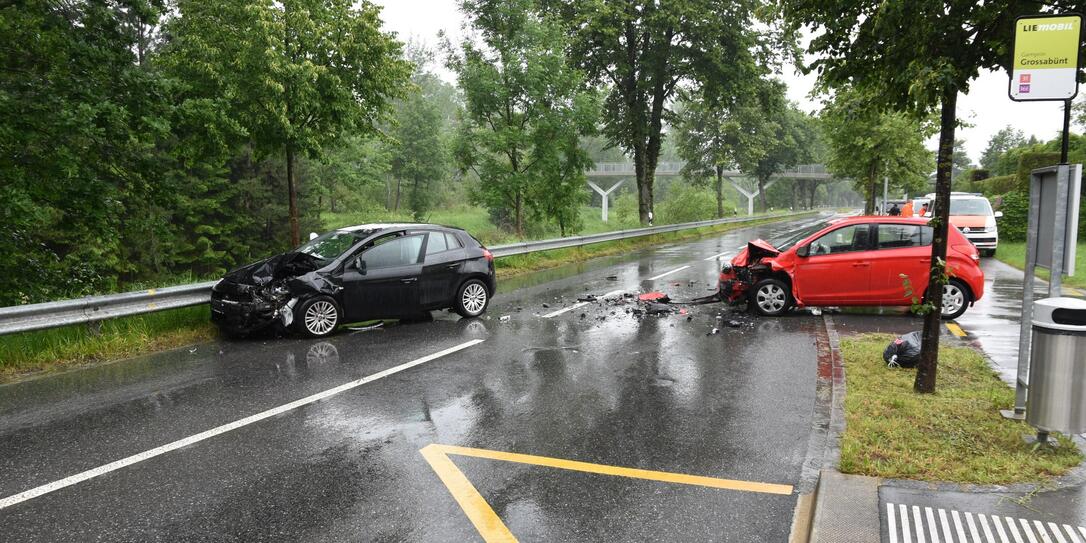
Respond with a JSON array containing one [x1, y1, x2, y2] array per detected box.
[[827, 215, 930, 225]]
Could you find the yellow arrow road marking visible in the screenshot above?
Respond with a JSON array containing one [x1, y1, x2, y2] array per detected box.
[[421, 443, 794, 542]]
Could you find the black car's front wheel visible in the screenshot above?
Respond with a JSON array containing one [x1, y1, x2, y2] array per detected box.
[[454, 279, 490, 318], [294, 296, 341, 338], [749, 278, 793, 317]]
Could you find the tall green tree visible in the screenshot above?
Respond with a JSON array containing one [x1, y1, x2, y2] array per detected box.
[[980, 126, 1028, 174], [391, 93, 447, 220], [675, 79, 816, 217], [450, 0, 599, 236], [162, 0, 410, 246], [779, 0, 1082, 392], [739, 104, 819, 212], [820, 89, 932, 214], [0, 0, 171, 304], [542, 0, 772, 225]]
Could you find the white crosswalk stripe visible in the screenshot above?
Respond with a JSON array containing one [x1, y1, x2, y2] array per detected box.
[[887, 504, 1086, 543]]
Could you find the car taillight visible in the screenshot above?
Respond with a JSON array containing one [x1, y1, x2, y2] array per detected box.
[[482, 248, 493, 262], [953, 244, 979, 262]]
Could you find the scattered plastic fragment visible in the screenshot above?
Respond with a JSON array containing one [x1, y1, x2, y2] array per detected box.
[[707, 327, 719, 335], [606, 275, 619, 281], [499, 315, 511, 322], [542, 303, 550, 308], [727, 320, 742, 328], [679, 308, 688, 315], [638, 292, 670, 302], [349, 322, 384, 332], [578, 294, 598, 302], [645, 303, 673, 315]]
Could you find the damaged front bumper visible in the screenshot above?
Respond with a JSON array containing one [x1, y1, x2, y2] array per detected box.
[[210, 280, 298, 334], [717, 264, 755, 303]]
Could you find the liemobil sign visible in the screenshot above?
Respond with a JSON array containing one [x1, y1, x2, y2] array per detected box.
[[1009, 14, 1082, 101]]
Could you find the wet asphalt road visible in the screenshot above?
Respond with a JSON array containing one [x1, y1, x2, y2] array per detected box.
[[0, 217, 827, 542]]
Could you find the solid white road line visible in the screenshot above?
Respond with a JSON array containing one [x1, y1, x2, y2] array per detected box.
[[703, 251, 733, 261], [541, 289, 626, 319], [647, 265, 690, 281], [0, 339, 485, 511]]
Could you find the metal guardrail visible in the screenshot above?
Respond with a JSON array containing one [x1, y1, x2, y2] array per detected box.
[[0, 211, 817, 336]]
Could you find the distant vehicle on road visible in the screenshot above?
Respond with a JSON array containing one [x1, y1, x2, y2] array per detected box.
[[921, 192, 1001, 256], [718, 216, 984, 319], [211, 224, 496, 338]]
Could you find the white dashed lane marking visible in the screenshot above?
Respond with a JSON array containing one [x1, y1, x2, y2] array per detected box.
[[647, 265, 691, 281], [541, 289, 626, 318]]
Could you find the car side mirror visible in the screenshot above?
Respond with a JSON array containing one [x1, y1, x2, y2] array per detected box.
[[994, 211, 1003, 219], [354, 257, 366, 274], [796, 245, 810, 258]]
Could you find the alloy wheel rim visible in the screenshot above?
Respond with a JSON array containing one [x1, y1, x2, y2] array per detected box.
[[942, 284, 964, 316], [305, 301, 338, 335], [757, 284, 786, 313], [462, 283, 487, 315]]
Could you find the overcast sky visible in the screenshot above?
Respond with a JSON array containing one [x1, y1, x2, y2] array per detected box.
[[373, 0, 1071, 164]]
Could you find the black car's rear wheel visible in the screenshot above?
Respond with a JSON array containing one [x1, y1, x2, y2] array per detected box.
[[749, 278, 793, 317], [294, 296, 341, 338], [454, 279, 489, 318]]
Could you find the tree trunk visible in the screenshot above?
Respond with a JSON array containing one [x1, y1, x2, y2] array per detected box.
[[758, 176, 768, 212], [915, 88, 958, 394], [286, 145, 300, 247], [715, 166, 724, 218], [514, 191, 523, 237], [394, 178, 402, 212]]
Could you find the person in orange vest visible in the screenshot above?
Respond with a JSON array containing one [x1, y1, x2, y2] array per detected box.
[[901, 200, 914, 217]]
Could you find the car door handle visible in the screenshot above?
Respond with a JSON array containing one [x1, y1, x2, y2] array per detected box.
[[445, 264, 460, 270], [852, 262, 870, 267], [400, 278, 417, 284]]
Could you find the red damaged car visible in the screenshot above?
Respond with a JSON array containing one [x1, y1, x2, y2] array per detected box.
[[718, 216, 984, 319]]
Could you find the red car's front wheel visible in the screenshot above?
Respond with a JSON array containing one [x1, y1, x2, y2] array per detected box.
[[750, 278, 793, 317]]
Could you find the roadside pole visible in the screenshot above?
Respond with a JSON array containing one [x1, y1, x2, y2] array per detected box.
[[1002, 13, 1083, 420]]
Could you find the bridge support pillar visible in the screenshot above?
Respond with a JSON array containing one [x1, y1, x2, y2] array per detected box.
[[588, 180, 624, 221], [725, 178, 777, 216]]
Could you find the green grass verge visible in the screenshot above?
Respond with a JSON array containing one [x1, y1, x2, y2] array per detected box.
[[0, 212, 809, 383], [994, 241, 1086, 290], [0, 306, 216, 382], [839, 334, 1081, 484]]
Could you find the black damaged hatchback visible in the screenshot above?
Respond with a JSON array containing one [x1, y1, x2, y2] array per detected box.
[[211, 224, 496, 338]]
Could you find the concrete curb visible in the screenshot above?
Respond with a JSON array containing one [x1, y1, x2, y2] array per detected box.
[[792, 314, 882, 543]]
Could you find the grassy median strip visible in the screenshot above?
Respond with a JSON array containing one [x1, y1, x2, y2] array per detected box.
[[838, 334, 1082, 484], [0, 213, 812, 383], [995, 241, 1086, 290]]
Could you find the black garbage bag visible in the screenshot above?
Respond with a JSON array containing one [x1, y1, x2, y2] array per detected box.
[[883, 331, 923, 368]]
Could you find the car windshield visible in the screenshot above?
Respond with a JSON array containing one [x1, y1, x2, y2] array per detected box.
[[949, 198, 992, 216], [295, 230, 367, 261], [769, 221, 831, 252]]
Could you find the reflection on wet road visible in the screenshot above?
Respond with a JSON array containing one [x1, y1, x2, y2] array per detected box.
[[0, 218, 825, 542]]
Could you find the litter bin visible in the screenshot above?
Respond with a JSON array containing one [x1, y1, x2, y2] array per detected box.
[[1026, 297, 1086, 435]]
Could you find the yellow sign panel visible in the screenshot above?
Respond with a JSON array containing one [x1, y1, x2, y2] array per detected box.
[[1010, 14, 1082, 101]]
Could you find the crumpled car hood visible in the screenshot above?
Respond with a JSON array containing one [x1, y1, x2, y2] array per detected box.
[[731, 239, 780, 267], [223, 252, 323, 286]]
